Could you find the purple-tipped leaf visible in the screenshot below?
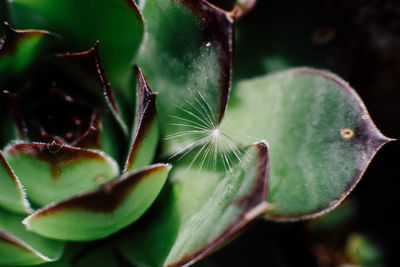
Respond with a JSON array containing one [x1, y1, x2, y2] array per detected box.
[[118, 141, 270, 266], [3, 142, 119, 206], [124, 66, 158, 172], [137, 0, 234, 155], [24, 164, 170, 241], [220, 67, 392, 220]]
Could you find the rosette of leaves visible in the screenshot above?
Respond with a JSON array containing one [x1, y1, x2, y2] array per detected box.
[[0, 0, 391, 266]]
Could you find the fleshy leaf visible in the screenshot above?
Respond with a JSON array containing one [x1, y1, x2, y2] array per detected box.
[[124, 66, 158, 172], [118, 141, 270, 266], [24, 164, 170, 241], [54, 43, 127, 132], [0, 152, 30, 214], [220, 68, 391, 220], [0, 23, 53, 88], [9, 0, 144, 97], [71, 114, 102, 149], [137, 0, 234, 155], [0, 208, 65, 266], [3, 142, 119, 206]]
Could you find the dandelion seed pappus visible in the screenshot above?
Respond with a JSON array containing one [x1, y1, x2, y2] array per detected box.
[[165, 92, 249, 174]]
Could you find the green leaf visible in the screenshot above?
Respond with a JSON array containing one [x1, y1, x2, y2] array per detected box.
[[345, 233, 383, 266], [220, 68, 390, 220], [53, 44, 130, 160], [124, 66, 158, 172], [0, 152, 31, 214], [0, 24, 53, 87], [3, 142, 119, 206], [54, 43, 128, 134], [24, 164, 170, 241], [9, 0, 144, 97], [137, 0, 234, 155], [118, 141, 270, 267], [0, 208, 65, 266]]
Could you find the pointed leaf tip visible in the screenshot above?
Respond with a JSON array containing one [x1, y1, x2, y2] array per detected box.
[[24, 164, 170, 241], [124, 66, 159, 172], [3, 142, 119, 206], [10, 0, 144, 94], [0, 152, 31, 214], [0, 209, 65, 266], [221, 67, 391, 221], [118, 143, 270, 266], [137, 0, 234, 157], [56, 42, 120, 115]]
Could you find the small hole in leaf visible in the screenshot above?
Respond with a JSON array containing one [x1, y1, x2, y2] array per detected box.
[[362, 114, 369, 120], [340, 128, 354, 139]]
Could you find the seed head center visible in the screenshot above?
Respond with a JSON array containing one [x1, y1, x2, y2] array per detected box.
[[211, 128, 220, 138]]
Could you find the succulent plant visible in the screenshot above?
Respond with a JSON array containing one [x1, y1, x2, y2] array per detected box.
[[0, 0, 391, 266]]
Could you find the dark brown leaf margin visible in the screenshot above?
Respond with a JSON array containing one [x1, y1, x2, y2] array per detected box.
[[264, 67, 394, 221], [4, 142, 119, 180], [1, 24, 53, 139], [72, 113, 102, 149], [123, 66, 158, 172], [169, 141, 271, 267], [55, 42, 128, 134], [0, 151, 31, 213], [0, 22, 51, 57], [23, 164, 170, 218], [180, 0, 234, 124], [0, 229, 56, 262]]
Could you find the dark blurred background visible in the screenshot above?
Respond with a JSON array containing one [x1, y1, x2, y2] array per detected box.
[[1, 0, 399, 266], [202, 0, 400, 266]]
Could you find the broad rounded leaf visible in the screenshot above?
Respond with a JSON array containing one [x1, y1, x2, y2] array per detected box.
[[137, 0, 234, 155], [0, 208, 64, 266], [24, 164, 170, 241], [0, 152, 31, 214], [3, 142, 119, 206], [221, 68, 390, 220], [118, 142, 270, 267], [9, 0, 144, 96], [124, 66, 158, 172]]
